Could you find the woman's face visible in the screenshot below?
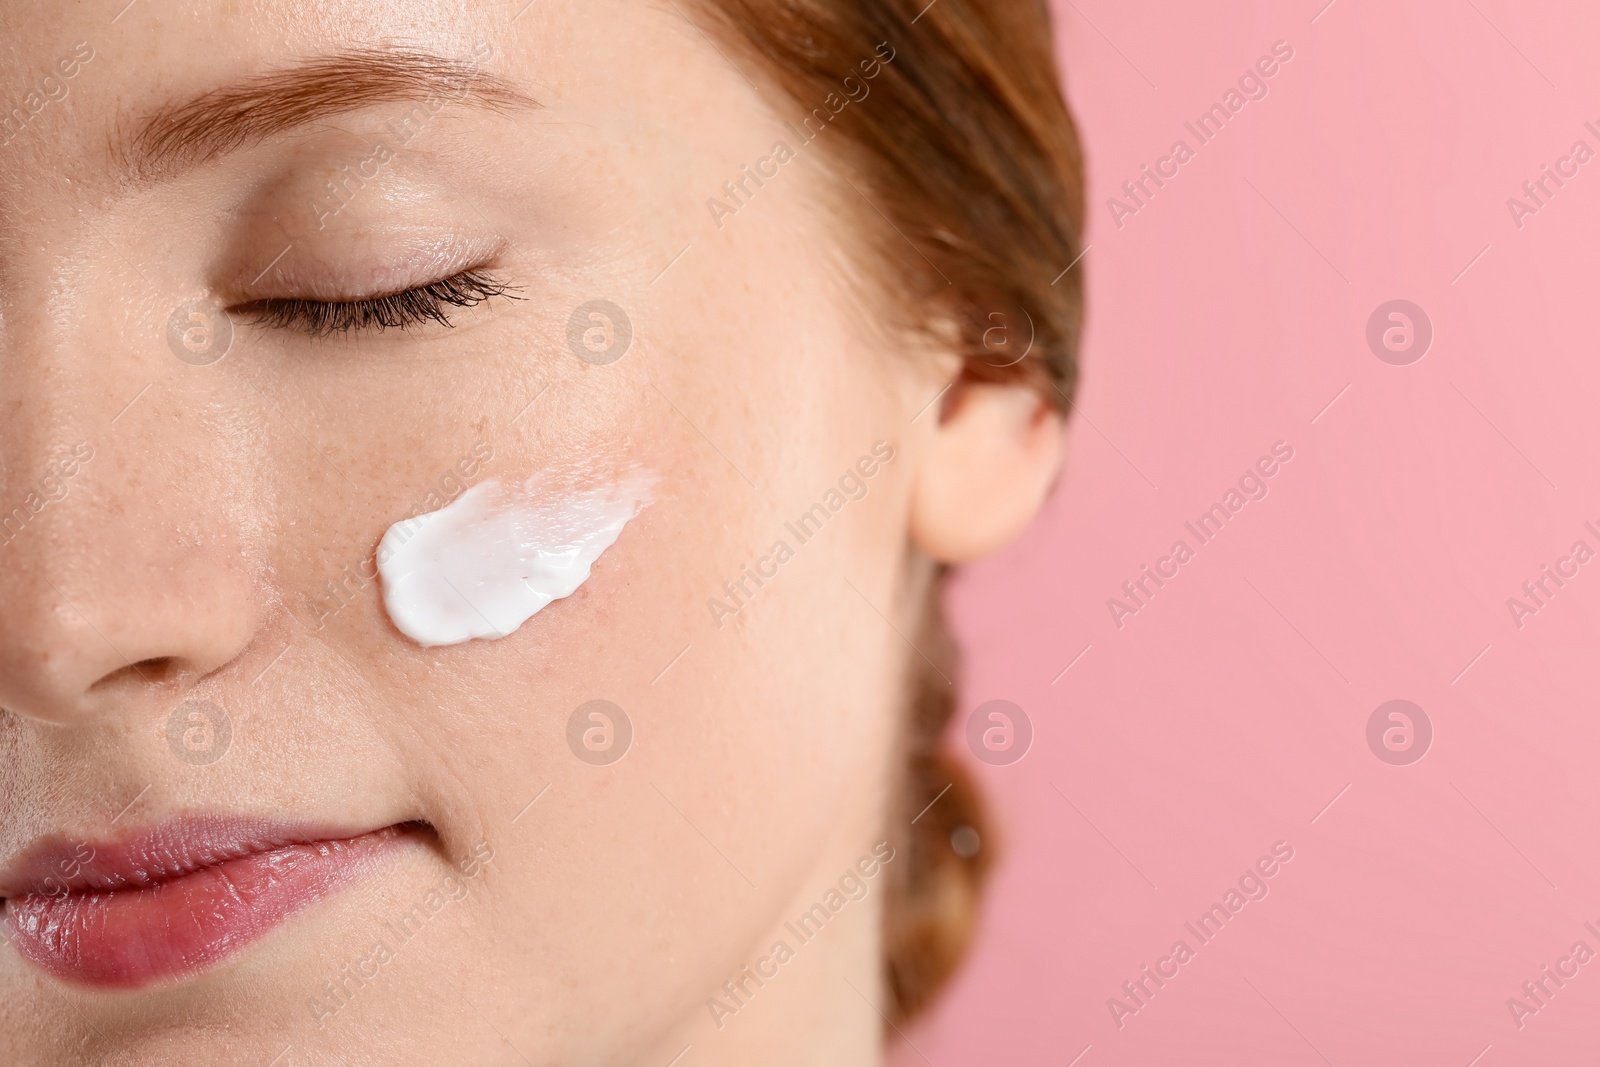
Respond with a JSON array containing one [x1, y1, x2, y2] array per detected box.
[[0, 1, 1058, 1063]]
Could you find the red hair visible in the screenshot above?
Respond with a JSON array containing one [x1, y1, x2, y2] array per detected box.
[[691, 0, 1086, 1023]]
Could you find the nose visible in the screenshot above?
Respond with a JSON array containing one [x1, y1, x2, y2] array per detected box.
[[0, 313, 260, 728]]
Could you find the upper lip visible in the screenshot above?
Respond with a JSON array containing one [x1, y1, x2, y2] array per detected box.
[[0, 815, 399, 901]]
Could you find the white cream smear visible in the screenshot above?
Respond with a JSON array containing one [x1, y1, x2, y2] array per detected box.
[[376, 472, 652, 647]]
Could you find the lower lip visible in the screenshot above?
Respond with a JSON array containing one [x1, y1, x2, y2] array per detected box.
[[3, 825, 413, 989]]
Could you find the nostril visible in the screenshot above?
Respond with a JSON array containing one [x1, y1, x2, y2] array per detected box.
[[92, 657, 182, 690], [130, 657, 182, 683]]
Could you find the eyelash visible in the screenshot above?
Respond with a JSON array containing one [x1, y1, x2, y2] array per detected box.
[[238, 269, 523, 337]]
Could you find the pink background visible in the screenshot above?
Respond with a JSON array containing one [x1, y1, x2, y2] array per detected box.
[[897, 1, 1600, 1064]]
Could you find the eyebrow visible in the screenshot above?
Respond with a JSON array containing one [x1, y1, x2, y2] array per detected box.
[[118, 48, 540, 183]]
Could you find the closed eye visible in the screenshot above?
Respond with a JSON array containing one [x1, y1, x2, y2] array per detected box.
[[233, 269, 522, 337]]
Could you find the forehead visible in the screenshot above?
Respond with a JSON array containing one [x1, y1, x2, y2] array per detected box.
[[0, 3, 468, 187], [0, 0, 693, 201]]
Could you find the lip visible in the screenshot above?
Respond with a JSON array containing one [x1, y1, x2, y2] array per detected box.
[[0, 815, 423, 989]]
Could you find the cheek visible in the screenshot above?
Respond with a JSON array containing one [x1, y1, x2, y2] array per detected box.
[[452, 233, 909, 1039]]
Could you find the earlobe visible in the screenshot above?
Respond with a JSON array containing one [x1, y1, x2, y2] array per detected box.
[[909, 381, 1064, 564]]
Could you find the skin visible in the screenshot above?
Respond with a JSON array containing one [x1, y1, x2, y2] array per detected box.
[[0, 1, 1063, 1064]]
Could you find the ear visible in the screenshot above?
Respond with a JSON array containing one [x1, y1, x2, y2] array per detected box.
[[910, 380, 1064, 564]]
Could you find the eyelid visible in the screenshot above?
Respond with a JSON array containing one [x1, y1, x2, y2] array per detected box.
[[231, 267, 523, 336], [229, 229, 508, 303]]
